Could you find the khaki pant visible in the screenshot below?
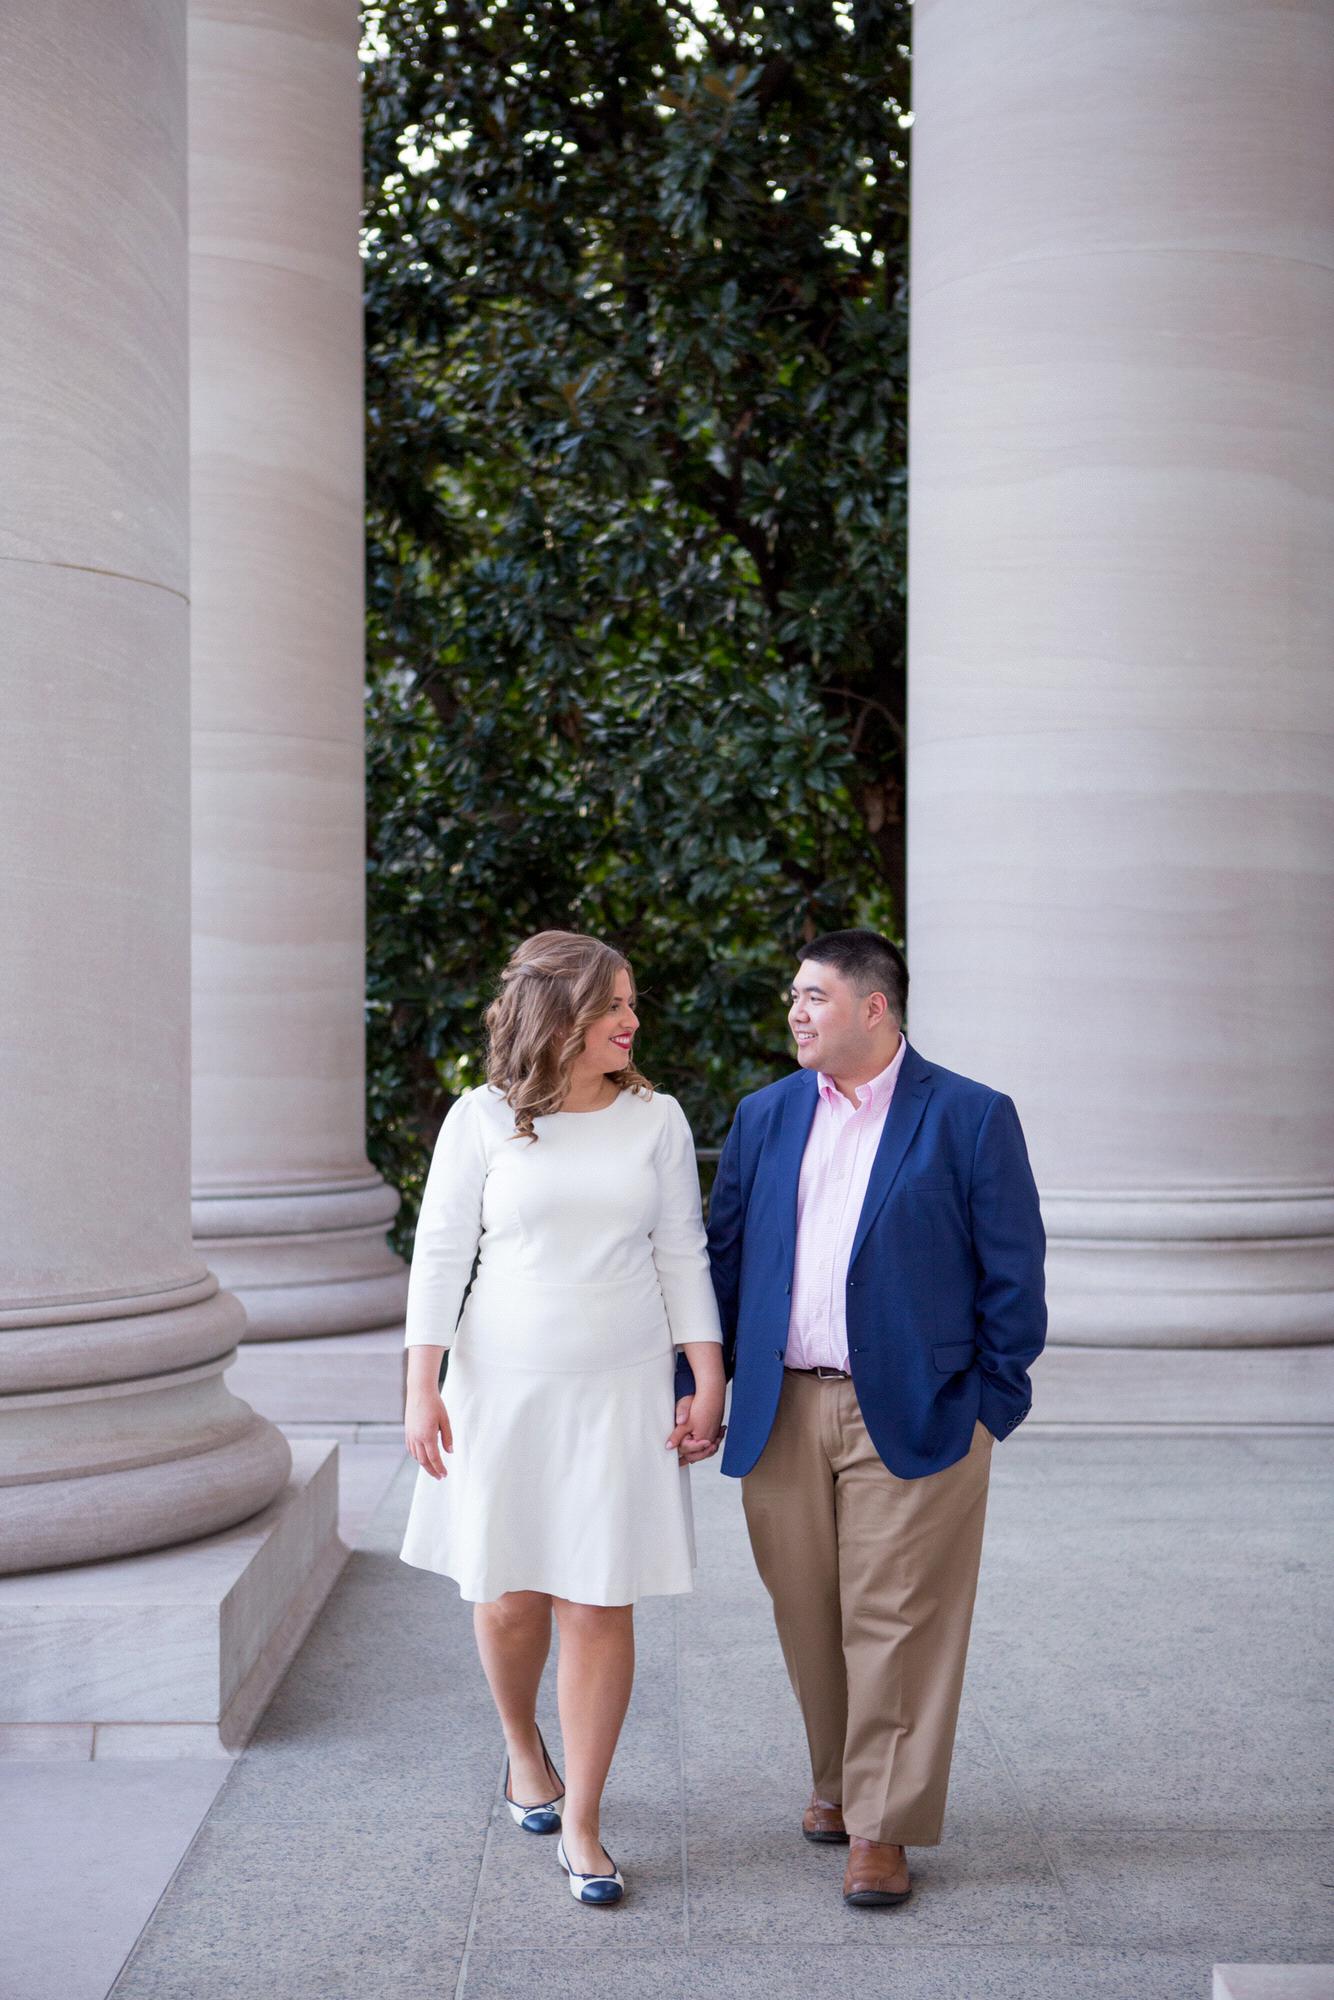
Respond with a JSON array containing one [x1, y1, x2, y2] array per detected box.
[[741, 1370, 993, 1846]]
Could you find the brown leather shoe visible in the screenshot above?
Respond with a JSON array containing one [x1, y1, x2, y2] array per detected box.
[[801, 1794, 849, 1845], [843, 1837, 912, 1907]]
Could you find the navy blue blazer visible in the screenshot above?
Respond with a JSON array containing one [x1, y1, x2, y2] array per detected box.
[[698, 1042, 1047, 1481]]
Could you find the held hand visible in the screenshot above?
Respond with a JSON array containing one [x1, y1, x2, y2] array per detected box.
[[679, 1391, 725, 1464], [666, 1393, 725, 1462], [405, 1389, 453, 1480], [666, 1394, 695, 1457]]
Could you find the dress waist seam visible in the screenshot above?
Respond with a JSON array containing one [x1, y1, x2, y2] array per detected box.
[[452, 1343, 673, 1377], [471, 1271, 661, 1292]]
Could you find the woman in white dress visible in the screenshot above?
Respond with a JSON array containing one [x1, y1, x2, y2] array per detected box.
[[401, 930, 726, 1906]]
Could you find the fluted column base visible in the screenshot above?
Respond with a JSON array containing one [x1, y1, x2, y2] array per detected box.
[[191, 1178, 408, 1422], [192, 1176, 407, 1341], [1044, 1188, 1334, 1347], [0, 1279, 293, 1576]]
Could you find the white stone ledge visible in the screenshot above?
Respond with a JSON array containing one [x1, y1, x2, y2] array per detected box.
[[0, 1439, 344, 1755], [1213, 1966, 1334, 1999], [225, 1327, 405, 1424], [1031, 1343, 1334, 1425]]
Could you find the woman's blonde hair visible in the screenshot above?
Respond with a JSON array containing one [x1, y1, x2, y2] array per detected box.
[[485, 931, 653, 1140]]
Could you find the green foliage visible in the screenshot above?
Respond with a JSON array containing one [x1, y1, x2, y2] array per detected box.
[[363, 0, 910, 1241]]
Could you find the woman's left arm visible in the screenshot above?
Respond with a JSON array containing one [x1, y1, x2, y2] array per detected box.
[[674, 1342, 726, 1461], [649, 1095, 726, 1460]]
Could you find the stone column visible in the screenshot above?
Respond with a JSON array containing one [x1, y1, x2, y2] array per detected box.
[[0, 0, 292, 1572], [906, 1, 1334, 1418], [188, 0, 407, 1421]]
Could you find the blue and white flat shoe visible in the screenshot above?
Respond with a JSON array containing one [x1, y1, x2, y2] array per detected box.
[[503, 1728, 565, 1835], [557, 1835, 625, 1906]]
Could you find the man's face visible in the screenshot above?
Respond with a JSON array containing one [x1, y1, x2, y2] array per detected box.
[[788, 958, 877, 1076]]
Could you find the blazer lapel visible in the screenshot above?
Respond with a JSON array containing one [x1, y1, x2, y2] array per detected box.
[[849, 1043, 933, 1267], [769, 1070, 820, 1274]]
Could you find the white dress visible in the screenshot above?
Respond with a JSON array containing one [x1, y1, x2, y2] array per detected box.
[[399, 1083, 723, 1605]]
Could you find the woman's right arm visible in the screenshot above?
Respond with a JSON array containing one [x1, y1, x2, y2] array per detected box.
[[405, 1343, 451, 1478], [403, 1091, 489, 1478]]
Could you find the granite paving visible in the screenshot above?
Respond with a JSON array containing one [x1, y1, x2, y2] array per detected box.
[[101, 1434, 1334, 2000]]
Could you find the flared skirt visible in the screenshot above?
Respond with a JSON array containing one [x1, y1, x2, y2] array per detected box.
[[399, 1270, 697, 1604]]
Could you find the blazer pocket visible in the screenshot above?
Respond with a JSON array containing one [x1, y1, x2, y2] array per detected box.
[[906, 1177, 955, 1194], [933, 1340, 978, 1372]]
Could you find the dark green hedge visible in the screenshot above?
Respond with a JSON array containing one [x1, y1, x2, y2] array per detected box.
[[362, 1, 910, 1245]]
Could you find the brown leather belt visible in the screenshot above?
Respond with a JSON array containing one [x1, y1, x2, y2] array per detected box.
[[784, 1364, 851, 1380]]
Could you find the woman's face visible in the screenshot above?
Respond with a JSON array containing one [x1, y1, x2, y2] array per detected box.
[[583, 968, 639, 1074]]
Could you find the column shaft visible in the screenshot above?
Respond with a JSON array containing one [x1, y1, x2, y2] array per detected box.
[[188, 0, 407, 1375], [0, 0, 291, 1572], [906, 2, 1334, 1377]]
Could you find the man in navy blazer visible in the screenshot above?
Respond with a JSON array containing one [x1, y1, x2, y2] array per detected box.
[[705, 930, 1046, 1909]]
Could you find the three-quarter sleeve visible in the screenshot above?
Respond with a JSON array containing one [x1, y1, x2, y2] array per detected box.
[[403, 1090, 489, 1349], [650, 1095, 723, 1348]]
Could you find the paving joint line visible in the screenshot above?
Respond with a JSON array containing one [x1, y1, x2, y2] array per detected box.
[[453, 1755, 504, 2000], [972, 1695, 1091, 1946], [673, 1593, 691, 1951], [459, 1939, 1222, 1957], [105, 1757, 241, 1995]]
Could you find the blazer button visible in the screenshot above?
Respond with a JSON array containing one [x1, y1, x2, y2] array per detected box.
[[773, 1348, 784, 1360]]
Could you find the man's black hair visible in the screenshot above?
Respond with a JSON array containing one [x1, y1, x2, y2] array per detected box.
[[801, 929, 909, 1025]]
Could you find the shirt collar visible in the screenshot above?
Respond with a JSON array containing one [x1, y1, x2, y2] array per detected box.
[[817, 1033, 906, 1112]]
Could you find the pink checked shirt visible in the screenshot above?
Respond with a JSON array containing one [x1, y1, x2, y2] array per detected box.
[[785, 1035, 908, 1372]]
